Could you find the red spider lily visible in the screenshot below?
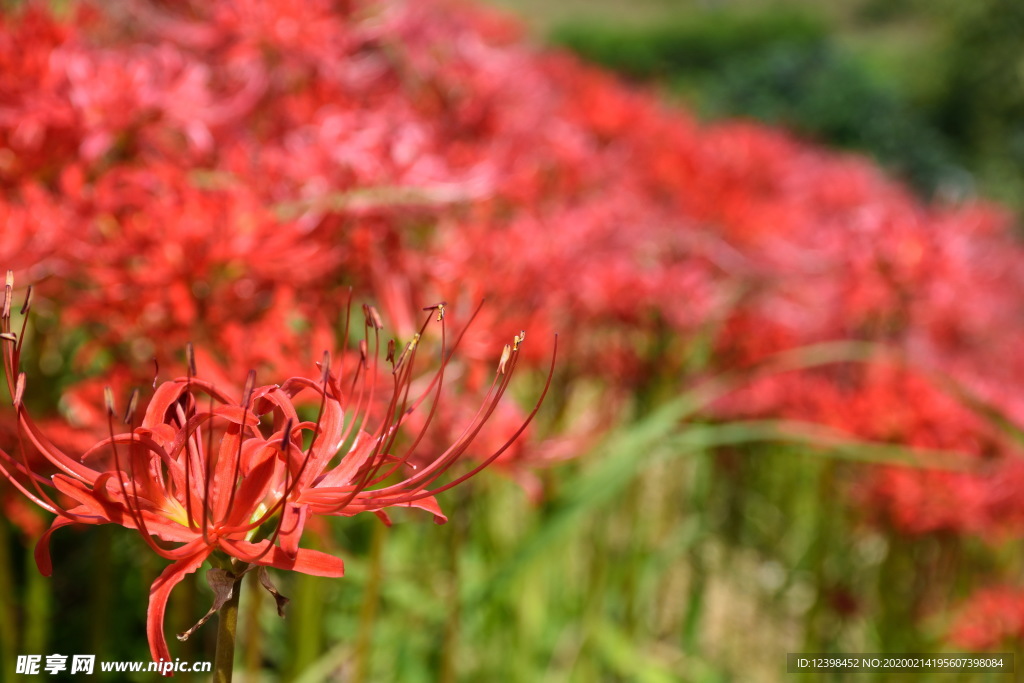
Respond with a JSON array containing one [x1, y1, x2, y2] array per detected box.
[[0, 274, 554, 664], [949, 587, 1024, 650]]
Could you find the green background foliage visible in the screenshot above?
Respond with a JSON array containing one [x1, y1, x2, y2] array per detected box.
[[528, 0, 1024, 212]]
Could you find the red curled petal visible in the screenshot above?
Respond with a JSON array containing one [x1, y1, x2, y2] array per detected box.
[[147, 545, 211, 667], [212, 404, 261, 428], [279, 503, 308, 558], [402, 495, 448, 525], [34, 511, 98, 577], [142, 379, 235, 428], [219, 538, 345, 577]]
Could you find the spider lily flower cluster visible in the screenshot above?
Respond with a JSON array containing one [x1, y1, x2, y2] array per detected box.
[[0, 273, 553, 664]]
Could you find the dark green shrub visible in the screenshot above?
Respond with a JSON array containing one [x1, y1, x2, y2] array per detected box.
[[932, 0, 1024, 207], [701, 44, 959, 196], [551, 9, 826, 79], [552, 8, 963, 198]]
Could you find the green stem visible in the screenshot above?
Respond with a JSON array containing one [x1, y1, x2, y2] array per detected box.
[[682, 449, 711, 655], [803, 460, 836, 652], [353, 521, 385, 683], [243, 571, 264, 680], [213, 571, 245, 683]]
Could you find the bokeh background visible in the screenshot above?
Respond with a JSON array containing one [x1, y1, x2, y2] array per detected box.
[[3, 0, 1024, 680]]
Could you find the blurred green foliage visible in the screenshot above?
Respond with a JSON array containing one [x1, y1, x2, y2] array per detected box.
[[551, 3, 1024, 208], [932, 0, 1024, 208], [551, 10, 825, 79], [705, 44, 958, 195]]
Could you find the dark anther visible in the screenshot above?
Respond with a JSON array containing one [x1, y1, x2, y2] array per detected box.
[[243, 369, 257, 408], [19, 285, 32, 316], [280, 418, 295, 453], [320, 351, 331, 385], [123, 389, 139, 425], [364, 305, 384, 330], [186, 343, 197, 377]]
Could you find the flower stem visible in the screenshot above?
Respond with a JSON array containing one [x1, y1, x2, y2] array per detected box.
[[242, 571, 264, 680], [213, 570, 245, 683]]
